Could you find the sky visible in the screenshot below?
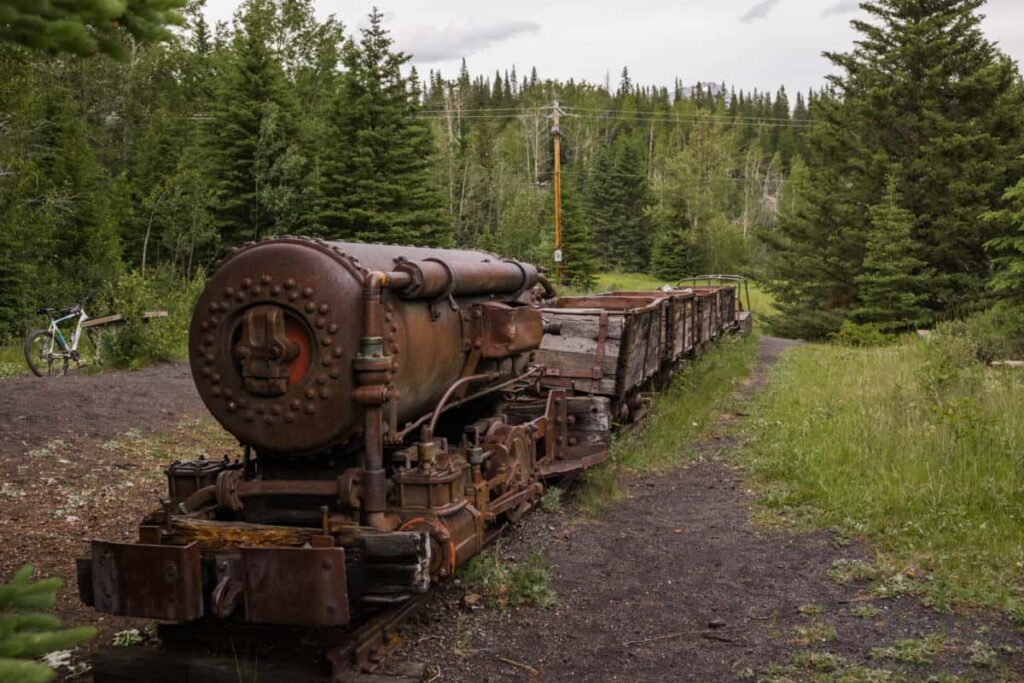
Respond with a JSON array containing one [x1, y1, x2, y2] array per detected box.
[[203, 0, 1024, 96]]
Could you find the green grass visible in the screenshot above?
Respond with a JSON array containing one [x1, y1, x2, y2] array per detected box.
[[0, 343, 24, 379], [578, 333, 759, 512], [743, 339, 1024, 618]]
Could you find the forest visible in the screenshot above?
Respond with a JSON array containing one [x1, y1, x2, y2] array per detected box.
[[1, 0, 1023, 354]]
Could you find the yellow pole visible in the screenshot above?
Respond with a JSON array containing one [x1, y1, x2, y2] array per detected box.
[[551, 101, 563, 284]]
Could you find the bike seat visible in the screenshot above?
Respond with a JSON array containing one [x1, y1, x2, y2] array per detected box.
[[59, 305, 82, 317]]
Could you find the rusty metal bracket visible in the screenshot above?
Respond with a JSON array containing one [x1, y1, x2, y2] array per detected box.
[[241, 546, 349, 626], [91, 541, 203, 621], [592, 309, 608, 393]]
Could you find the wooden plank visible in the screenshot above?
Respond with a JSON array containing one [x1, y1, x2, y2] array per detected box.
[[541, 312, 624, 340], [165, 517, 376, 550], [533, 349, 618, 379], [143, 310, 169, 320], [81, 314, 124, 328], [537, 334, 621, 359]]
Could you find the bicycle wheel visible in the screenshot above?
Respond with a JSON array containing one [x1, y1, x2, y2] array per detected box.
[[24, 329, 67, 377]]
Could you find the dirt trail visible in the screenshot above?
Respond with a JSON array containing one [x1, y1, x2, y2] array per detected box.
[[407, 337, 1024, 681], [0, 362, 204, 460]]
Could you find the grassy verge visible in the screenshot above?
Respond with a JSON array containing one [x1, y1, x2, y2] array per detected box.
[[742, 338, 1024, 618], [578, 332, 759, 512], [0, 343, 25, 378]]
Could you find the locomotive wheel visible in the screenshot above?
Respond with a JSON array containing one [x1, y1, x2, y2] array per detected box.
[[484, 423, 534, 497]]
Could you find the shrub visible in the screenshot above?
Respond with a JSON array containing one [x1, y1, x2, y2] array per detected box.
[[99, 268, 204, 369], [462, 545, 555, 609], [830, 320, 892, 347], [961, 302, 1024, 362], [0, 565, 96, 683]]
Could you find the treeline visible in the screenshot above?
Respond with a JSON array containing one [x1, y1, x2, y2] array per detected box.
[[0, 0, 442, 336], [416, 66, 811, 287], [5, 0, 1020, 345], [0, 0, 809, 338]]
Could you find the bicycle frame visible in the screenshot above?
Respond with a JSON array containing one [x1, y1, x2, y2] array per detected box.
[[45, 308, 89, 358]]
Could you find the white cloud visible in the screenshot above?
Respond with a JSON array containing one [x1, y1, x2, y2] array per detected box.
[[740, 0, 783, 23], [396, 18, 540, 62], [823, 1, 861, 16]]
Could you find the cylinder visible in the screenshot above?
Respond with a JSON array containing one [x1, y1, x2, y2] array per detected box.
[[189, 238, 540, 456]]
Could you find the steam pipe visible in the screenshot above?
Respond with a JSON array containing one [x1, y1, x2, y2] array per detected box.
[[537, 273, 557, 299]]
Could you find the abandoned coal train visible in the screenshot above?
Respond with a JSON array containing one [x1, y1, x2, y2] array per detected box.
[[76, 237, 751, 675]]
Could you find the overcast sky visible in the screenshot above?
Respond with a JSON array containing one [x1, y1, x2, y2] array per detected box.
[[203, 0, 1024, 96]]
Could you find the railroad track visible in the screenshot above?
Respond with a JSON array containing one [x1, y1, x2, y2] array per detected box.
[[92, 592, 436, 683]]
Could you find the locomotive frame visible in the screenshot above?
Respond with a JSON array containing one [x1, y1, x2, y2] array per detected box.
[[75, 238, 752, 682]]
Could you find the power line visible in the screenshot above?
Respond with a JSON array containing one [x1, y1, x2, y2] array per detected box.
[[413, 109, 817, 128]]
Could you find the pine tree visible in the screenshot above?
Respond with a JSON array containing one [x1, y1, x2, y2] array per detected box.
[[585, 134, 652, 271], [853, 176, 931, 331], [761, 154, 851, 338], [207, 0, 299, 246], [985, 173, 1024, 302], [651, 226, 696, 281], [0, 565, 95, 683], [320, 8, 448, 246], [0, 0, 185, 58], [559, 176, 598, 289]]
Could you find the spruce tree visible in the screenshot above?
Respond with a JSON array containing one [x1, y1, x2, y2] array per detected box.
[[853, 176, 931, 331], [320, 8, 448, 246], [207, 0, 299, 246], [585, 134, 652, 271], [761, 154, 850, 338], [0, 565, 95, 683], [985, 173, 1024, 302], [559, 176, 598, 289], [651, 227, 696, 281], [765, 0, 1024, 337], [0, 0, 184, 58]]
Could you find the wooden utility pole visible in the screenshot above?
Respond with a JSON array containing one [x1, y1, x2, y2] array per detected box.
[[550, 100, 565, 283]]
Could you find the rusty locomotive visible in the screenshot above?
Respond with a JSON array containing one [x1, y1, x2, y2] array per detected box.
[[76, 238, 751, 679]]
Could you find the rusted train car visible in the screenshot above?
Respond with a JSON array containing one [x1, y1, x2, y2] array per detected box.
[[76, 238, 751, 681]]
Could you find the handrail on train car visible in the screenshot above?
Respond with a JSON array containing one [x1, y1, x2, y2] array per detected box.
[[676, 274, 751, 313]]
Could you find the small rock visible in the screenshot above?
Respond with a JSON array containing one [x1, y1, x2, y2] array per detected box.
[[463, 592, 482, 607], [708, 618, 727, 629]]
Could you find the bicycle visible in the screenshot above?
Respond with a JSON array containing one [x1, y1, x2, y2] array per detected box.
[[23, 295, 102, 377]]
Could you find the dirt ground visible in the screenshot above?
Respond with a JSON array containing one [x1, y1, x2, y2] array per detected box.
[[0, 362, 204, 458], [0, 362, 226, 661], [2, 341, 1022, 681], [402, 337, 1024, 681]]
